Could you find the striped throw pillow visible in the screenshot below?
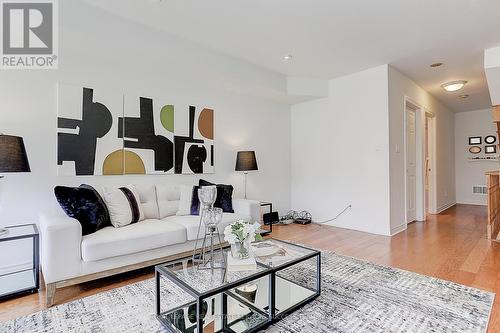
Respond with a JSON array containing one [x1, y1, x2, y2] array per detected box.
[[103, 185, 145, 228]]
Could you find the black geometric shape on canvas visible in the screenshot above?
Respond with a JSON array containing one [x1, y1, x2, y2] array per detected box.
[[187, 145, 207, 173], [118, 97, 174, 172], [210, 145, 214, 167], [58, 87, 112, 176], [174, 106, 204, 173]]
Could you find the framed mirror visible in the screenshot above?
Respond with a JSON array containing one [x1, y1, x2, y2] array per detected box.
[[469, 146, 482, 154], [485, 135, 497, 144], [485, 145, 497, 154], [469, 136, 482, 145]]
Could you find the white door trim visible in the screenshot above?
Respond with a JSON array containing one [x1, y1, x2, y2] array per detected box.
[[405, 104, 417, 223], [425, 111, 437, 214], [404, 97, 437, 222]]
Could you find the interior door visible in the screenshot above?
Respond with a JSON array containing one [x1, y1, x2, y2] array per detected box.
[[424, 116, 431, 215], [406, 108, 417, 223]]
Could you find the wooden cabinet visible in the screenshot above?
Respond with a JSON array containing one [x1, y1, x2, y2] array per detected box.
[[486, 171, 500, 240]]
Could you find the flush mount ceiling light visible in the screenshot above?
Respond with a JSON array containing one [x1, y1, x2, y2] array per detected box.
[[283, 54, 293, 61], [441, 80, 467, 92], [430, 62, 443, 68], [459, 94, 469, 99]]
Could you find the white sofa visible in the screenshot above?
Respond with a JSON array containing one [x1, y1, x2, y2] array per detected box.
[[39, 184, 260, 306]]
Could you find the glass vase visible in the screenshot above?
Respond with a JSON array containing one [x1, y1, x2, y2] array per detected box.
[[198, 186, 217, 210], [231, 241, 250, 260]]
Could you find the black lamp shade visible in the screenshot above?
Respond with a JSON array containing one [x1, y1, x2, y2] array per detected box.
[[235, 151, 258, 171], [0, 135, 31, 173]]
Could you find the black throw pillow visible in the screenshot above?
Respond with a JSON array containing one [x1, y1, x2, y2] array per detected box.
[[54, 184, 111, 235], [199, 179, 234, 213], [190, 186, 201, 215]]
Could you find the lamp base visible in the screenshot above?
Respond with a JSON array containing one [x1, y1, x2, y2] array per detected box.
[[244, 171, 248, 199]]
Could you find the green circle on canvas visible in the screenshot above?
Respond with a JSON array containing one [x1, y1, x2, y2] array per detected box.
[[160, 105, 174, 132]]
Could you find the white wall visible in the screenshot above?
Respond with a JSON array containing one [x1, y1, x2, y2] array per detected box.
[[0, 0, 292, 225], [291, 65, 391, 236], [388, 66, 456, 234], [455, 109, 497, 205], [485, 46, 500, 106]]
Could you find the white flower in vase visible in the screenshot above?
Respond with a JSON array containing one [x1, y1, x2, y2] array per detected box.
[[224, 220, 262, 259]]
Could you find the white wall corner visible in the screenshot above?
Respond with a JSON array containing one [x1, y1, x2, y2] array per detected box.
[[484, 46, 500, 105], [484, 46, 500, 69], [390, 223, 407, 236], [436, 202, 457, 214], [286, 77, 329, 98]]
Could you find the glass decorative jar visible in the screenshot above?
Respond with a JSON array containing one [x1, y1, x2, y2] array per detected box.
[[203, 207, 223, 231], [198, 186, 217, 210], [231, 241, 250, 260]]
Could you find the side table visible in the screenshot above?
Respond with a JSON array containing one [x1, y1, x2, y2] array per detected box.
[[260, 201, 273, 235], [0, 224, 39, 300]]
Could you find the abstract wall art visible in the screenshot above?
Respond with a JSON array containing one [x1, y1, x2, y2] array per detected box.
[[173, 105, 214, 174], [57, 84, 123, 176], [57, 83, 215, 176], [120, 95, 175, 174]]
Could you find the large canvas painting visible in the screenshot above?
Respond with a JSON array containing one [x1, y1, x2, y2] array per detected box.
[[57, 83, 215, 176], [57, 84, 123, 176], [121, 94, 175, 174], [173, 104, 214, 174]]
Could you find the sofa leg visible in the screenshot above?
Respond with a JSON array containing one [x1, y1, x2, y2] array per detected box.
[[46, 283, 56, 307]]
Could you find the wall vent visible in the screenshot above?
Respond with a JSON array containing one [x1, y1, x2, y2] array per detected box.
[[472, 185, 488, 195]]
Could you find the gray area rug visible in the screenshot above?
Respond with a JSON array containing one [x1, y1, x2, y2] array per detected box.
[[1, 251, 494, 333]]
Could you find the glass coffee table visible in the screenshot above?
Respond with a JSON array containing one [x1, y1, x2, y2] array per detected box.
[[155, 239, 321, 333]]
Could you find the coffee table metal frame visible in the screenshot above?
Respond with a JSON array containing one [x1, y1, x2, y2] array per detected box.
[[155, 239, 321, 333]]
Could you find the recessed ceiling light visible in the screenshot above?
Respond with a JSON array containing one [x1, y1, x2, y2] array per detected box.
[[441, 80, 467, 92], [459, 94, 469, 99], [283, 54, 293, 61], [430, 62, 443, 68]]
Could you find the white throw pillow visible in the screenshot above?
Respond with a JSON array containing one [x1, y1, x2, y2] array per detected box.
[[156, 184, 181, 218], [176, 185, 194, 216], [133, 184, 160, 219], [103, 185, 145, 227]]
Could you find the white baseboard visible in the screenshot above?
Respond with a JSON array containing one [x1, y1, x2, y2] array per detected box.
[[455, 202, 487, 207], [0, 261, 32, 276], [390, 224, 406, 236], [436, 202, 456, 214]]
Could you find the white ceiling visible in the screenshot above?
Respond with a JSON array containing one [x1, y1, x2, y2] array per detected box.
[[83, 0, 500, 112]]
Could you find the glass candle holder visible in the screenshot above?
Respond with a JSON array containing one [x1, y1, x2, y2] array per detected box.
[[203, 207, 223, 231], [198, 186, 217, 209]]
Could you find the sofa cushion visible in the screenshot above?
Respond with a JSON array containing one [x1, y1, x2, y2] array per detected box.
[[199, 179, 234, 213], [156, 184, 181, 218], [81, 219, 187, 262], [134, 184, 160, 219], [54, 184, 111, 236], [164, 213, 246, 241], [176, 184, 195, 216], [103, 185, 145, 228]]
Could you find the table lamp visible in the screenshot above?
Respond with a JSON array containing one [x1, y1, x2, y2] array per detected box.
[[235, 151, 258, 199], [0, 135, 31, 235]]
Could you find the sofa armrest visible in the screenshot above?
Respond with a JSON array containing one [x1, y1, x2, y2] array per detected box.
[[39, 211, 82, 284], [232, 199, 261, 223]]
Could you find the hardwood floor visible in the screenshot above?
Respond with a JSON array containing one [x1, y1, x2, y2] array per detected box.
[[1, 204, 499, 331]]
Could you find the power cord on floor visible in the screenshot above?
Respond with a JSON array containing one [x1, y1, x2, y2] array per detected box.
[[314, 205, 352, 224]]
